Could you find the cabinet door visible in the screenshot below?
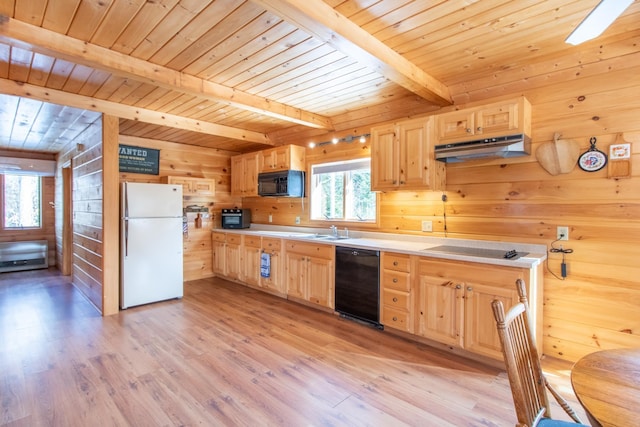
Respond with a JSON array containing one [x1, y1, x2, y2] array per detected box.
[[243, 154, 258, 196], [260, 238, 283, 293], [212, 240, 226, 276], [258, 150, 275, 172], [167, 176, 194, 194], [464, 282, 518, 360], [475, 102, 518, 136], [307, 256, 334, 308], [371, 123, 399, 190], [417, 276, 464, 347], [398, 119, 431, 188], [242, 245, 261, 287], [285, 253, 307, 300], [225, 243, 242, 281], [436, 109, 475, 142], [231, 155, 245, 196], [192, 179, 214, 195], [260, 249, 282, 293]]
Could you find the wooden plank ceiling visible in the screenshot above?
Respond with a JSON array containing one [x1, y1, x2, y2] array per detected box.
[[0, 0, 638, 154]]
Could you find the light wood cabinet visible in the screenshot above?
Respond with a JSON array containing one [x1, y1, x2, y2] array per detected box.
[[371, 117, 445, 191], [435, 96, 531, 144], [225, 234, 242, 281], [284, 240, 334, 308], [380, 252, 414, 333], [258, 144, 306, 172], [260, 237, 283, 294], [211, 231, 227, 276], [161, 176, 215, 196], [242, 235, 262, 287], [416, 257, 527, 360], [231, 152, 258, 197]]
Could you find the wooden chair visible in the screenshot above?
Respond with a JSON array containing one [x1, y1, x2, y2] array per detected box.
[[492, 279, 587, 427]]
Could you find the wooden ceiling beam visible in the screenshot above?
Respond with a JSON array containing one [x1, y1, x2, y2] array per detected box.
[[251, 0, 452, 107], [0, 78, 272, 145], [0, 16, 332, 130]]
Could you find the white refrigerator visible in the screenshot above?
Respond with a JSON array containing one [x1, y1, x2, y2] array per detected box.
[[120, 182, 184, 309]]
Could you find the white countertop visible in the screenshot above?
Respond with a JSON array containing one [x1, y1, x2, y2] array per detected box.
[[213, 225, 547, 269]]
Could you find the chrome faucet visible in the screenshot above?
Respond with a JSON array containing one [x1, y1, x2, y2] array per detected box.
[[330, 225, 338, 237]]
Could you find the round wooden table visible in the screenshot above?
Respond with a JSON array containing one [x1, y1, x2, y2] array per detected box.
[[571, 348, 640, 427]]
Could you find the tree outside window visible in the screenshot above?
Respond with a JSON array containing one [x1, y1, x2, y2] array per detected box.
[[3, 174, 42, 228], [311, 159, 376, 222]]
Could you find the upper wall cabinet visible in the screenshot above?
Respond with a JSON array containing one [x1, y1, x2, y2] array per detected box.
[[161, 176, 215, 196], [435, 96, 531, 144], [258, 144, 306, 172], [371, 117, 445, 192], [231, 152, 258, 197]]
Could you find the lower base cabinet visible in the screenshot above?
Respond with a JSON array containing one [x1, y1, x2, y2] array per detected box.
[[211, 234, 540, 362], [416, 257, 526, 361], [260, 237, 283, 294], [284, 240, 334, 309]]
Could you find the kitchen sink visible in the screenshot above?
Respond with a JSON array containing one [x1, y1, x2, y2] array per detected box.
[[309, 234, 350, 240]]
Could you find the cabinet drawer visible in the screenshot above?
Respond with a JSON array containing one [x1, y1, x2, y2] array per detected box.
[[261, 237, 281, 252], [383, 253, 410, 272], [382, 289, 410, 311], [227, 234, 242, 245], [244, 235, 261, 248], [211, 232, 226, 242], [382, 307, 411, 332], [382, 270, 411, 292], [284, 241, 334, 259]]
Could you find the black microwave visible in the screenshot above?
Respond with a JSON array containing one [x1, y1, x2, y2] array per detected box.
[[221, 209, 251, 229], [258, 170, 305, 197]]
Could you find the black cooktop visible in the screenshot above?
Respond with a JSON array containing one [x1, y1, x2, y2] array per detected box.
[[424, 245, 528, 260]]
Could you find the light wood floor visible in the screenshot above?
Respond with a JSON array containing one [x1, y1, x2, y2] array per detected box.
[[0, 269, 590, 426]]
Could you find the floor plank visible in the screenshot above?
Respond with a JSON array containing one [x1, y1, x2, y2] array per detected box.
[[0, 269, 591, 426]]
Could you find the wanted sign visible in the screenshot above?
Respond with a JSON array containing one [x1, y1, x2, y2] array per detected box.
[[119, 144, 160, 175]]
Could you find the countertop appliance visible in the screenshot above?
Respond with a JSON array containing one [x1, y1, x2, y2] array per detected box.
[[258, 170, 304, 197], [335, 246, 381, 328], [221, 208, 251, 229], [435, 133, 531, 163], [120, 182, 184, 309]]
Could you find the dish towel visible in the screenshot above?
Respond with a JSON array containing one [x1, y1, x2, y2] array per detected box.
[[260, 252, 271, 278]]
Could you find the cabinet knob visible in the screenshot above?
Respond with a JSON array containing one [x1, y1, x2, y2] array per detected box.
[[467, 286, 473, 292], [455, 284, 462, 289], [399, 181, 405, 184], [466, 128, 472, 133], [393, 316, 398, 321], [392, 297, 398, 302], [392, 278, 398, 283], [393, 261, 398, 266], [477, 126, 482, 132]]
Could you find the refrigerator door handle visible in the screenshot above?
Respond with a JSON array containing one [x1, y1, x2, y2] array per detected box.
[[123, 182, 129, 257], [124, 219, 129, 257]]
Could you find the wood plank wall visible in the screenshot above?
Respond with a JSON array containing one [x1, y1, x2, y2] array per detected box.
[[117, 135, 240, 281], [242, 69, 640, 362], [55, 118, 104, 313]]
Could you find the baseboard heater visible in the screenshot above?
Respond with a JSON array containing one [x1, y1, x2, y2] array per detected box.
[[0, 240, 49, 273]]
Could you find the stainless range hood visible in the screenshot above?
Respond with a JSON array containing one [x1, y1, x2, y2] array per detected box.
[[435, 133, 531, 163]]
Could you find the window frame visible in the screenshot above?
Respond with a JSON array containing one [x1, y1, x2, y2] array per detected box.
[[1, 173, 44, 230], [308, 158, 380, 228]]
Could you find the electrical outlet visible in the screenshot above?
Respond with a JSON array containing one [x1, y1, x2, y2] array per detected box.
[[421, 220, 433, 232], [557, 226, 569, 241], [268, 214, 272, 223], [295, 216, 300, 224]]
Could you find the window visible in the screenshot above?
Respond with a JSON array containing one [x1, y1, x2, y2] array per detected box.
[[3, 174, 42, 228], [310, 159, 376, 222]]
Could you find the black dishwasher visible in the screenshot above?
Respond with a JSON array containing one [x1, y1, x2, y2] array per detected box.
[[335, 246, 381, 328]]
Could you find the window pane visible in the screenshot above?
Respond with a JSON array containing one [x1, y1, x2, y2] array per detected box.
[[4, 174, 41, 228], [311, 159, 376, 222]]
